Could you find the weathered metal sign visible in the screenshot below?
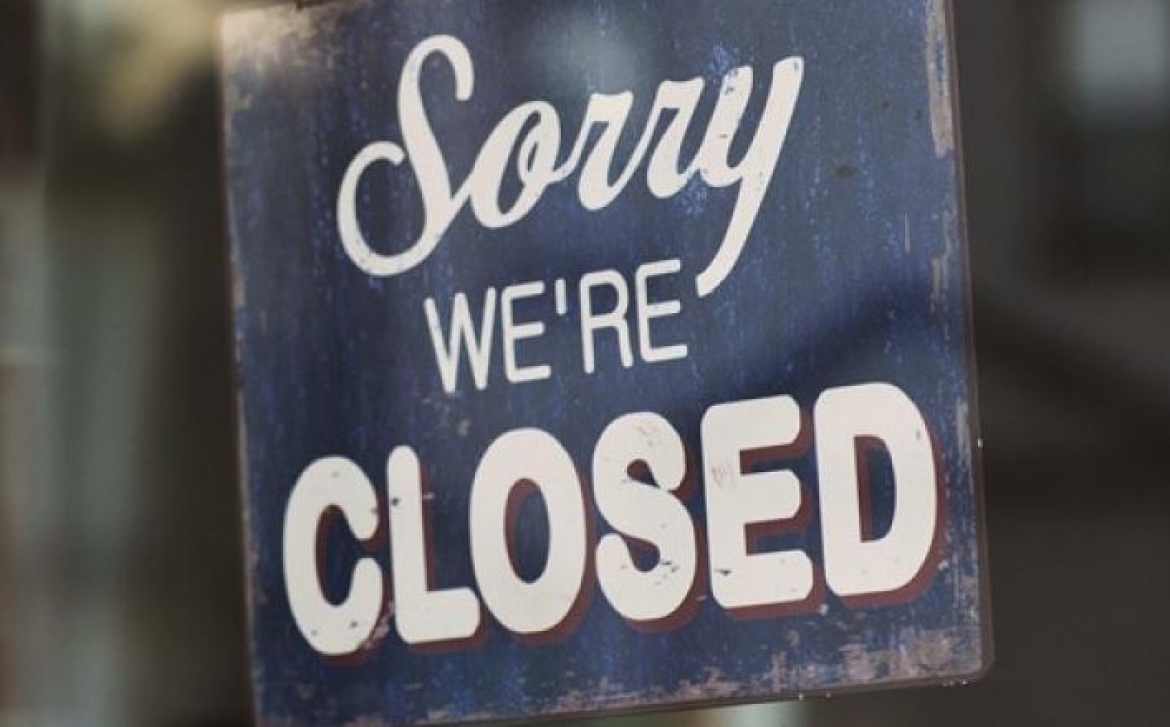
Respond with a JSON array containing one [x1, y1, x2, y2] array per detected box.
[[221, 0, 990, 724]]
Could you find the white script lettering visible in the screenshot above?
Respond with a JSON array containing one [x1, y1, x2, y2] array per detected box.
[[337, 35, 805, 298]]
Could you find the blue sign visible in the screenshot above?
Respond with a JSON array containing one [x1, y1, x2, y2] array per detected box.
[[222, 0, 990, 724]]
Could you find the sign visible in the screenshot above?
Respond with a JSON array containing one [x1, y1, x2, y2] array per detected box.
[[221, 0, 990, 724]]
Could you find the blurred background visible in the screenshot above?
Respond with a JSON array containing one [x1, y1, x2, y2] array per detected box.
[[1, 0, 1167, 725]]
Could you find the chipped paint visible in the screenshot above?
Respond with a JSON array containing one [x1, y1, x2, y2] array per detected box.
[[931, 204, 960, 320], [955, 398, 972, 477], [925, 0, 956, 158]]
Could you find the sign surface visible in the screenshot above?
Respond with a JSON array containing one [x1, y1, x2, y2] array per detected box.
[[222, 0, 989, 724]]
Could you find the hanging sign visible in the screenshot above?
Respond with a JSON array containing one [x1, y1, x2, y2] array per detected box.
[[222, 0, 990, 724]]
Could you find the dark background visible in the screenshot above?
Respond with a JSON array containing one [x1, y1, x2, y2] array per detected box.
[[1, 0, 1167, 725]]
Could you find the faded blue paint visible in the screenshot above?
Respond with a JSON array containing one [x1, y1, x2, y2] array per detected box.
[[222, 1, 988, 725]]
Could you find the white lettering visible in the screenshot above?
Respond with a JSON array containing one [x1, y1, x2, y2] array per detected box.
[[501, 281, 551, 385], [283, 458, 384, 657], [815, 384, 939, 598], [593, 413, 697, 624], [635, 259, 688, 365], [387, 447, 481, 646], [469, 429, 588, 636], [702, 397, 813, 611], [424, 290, 497, 393], [282, 383, 945, 654], [337, 35, 805, 297], [579, 270, 634, 375]]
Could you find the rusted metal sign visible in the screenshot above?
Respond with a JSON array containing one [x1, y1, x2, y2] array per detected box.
[[221, 0, 990, 724]]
